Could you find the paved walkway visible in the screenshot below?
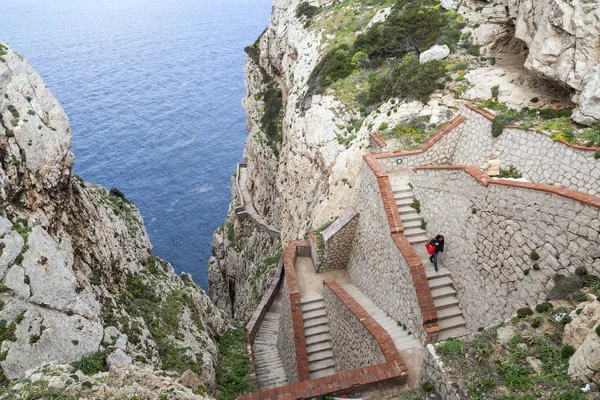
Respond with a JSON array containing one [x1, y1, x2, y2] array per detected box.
[[251, 295, 288, 389], [294, 256, 350, 301], [237, 165, 280, 237]]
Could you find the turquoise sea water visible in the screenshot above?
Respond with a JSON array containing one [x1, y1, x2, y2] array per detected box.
[[0, 0, 272, 289]]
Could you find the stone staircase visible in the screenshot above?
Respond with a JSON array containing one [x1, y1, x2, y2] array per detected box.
[[389, 173, 469, 342], [300, 296, 336, 379], [251, 312, 288, 389], [342, 283, 421, 352]]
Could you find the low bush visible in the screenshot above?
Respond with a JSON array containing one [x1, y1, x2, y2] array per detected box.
[[596, 325, 600, 337], [215, 326, 256, 400], [531, 316, 544, 328], [500, 164, 522, 179], [296, 2, 320, 26], [71, 352, 106, 376], [560, 345, 575, 358], [491, 109, 521, 137], [410, 199, 421, 213], [516, 308, 533, 318], [530, 251, 540, 261], [549, 275, 586, 301], [435, 338, 464, 358], [535, 302, 553, 313]]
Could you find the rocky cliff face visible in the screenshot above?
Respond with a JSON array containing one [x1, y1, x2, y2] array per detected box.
[[209, 0, 600, 326], [0, 42, 226, 398]]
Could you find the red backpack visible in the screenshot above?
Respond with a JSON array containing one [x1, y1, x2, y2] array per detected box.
[[425, 240, 435, 255]]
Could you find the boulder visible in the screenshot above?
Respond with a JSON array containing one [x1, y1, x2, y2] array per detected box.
[[179, 369, 203, 392], [106, 349, 132, 368], [441, 0, 461, 11], [419, 45, 450, 63], [564, 300, 600, 348], [569, 321, 600, 384], [573, 65, 600, 125]]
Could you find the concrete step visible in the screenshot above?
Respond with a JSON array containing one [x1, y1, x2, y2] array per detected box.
[[404, 227, 426, 238], [305, 324, 330, 337], [436, 306, 464, 321], [302, 306, 327, 320], [310, 367, 336, 379], [426, 268, 451, 280], [305, 332, 331, 345], [434, 296, 459, 310], [307, 349, 334, 363], [402, 220, 423, 230], [309, 358, 335, 373], [394, 192, 414, 201], [431, 286, 456, 300], [400, 213, 422, 223], [408, 234, 429, 244], [396, 197, 415, 207], [398, 206, 419, 215], [437, 326, 469, 342], [306, 341, 332, 354], [428, 276, 454, 290], [439, 315, 467, 331], [393, 185, 412, 193], [301, 301, 326, 313], [303, 315, 329, 328]]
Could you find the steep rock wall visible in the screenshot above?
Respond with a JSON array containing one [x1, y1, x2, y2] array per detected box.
[[0, 42, 227, 396]]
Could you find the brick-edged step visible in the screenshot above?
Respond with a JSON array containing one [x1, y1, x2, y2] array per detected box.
[[426, 268, 451, 279], [402, 219, 423, 230], [301, 300, 325, 313], [302, 306, 326, 321], [436, 306, 463, 321], [311, 367, 336, 379], [305, 323, 330, 337], [303, 315, 328, 328], [404, 227, 426, 238], [408, 234, 429, 244], [398, 206, 419, 215], [305, 332, 331, 346], [394, 192, 414, 201], [439, 315, 467, 330], [400, 213, 422, 223], [434, 296, 459, 310], [309, 358, 335, 373], [396, 197, 415, 207], [306, 341, 331, 355], [438, 326, 469, 342], [428, 276, 454, 290], [307, 349, 333, 363], [431, 286, 457, 300]]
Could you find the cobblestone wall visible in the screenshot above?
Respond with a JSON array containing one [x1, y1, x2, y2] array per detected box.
[[310, 208, 359, 273], [346, 160, 425, 340], [418, 345, 462, 400], [412, 168, 600, 330], [323, 284, 386, 372], [276, 277, 297, 383], [452, 106, 600, 196]]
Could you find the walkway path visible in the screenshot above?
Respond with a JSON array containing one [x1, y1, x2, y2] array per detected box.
[[236, 164, 280, 237], [389, 172, 469, 341], [252, 306, 288, 389]]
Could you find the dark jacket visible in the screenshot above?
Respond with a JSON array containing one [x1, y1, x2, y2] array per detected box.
[[429, 237, 444, 252]]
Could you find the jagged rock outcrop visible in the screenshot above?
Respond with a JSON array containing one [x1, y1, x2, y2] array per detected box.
[[0, 42, 226, 396]]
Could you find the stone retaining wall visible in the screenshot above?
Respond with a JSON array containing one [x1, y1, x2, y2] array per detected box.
[[277, 275, 298, 383], [369, 132, 388, 151], [453, 105, 600, 196], [412, 167, 600, 330], [418, 344, 462, 400], [323, 283, 386, 372], [345, 157, 439, 343], [309, 208, 359, 273]]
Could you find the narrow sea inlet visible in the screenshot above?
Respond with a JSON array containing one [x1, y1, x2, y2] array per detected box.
[[0, 0, 271, 288]]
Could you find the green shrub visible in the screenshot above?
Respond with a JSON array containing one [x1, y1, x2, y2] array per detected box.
[[581, 125, 600, 147], [72, 352, 106, 376], [595, 150, 600, 160], [530, 251, 540, 261], [596, 325, 600, 337], [568, 290, 589, 303], [500, 164, 522, 179], [530, 97, 539, 103], [295, 2, 320, 26], [491, 109, 521, 137], [491, 85, 500, 100], [549, 275, 586, 301], [109, 188, 126, 200], [516, 308, 533, 318], [435, 338, 465, 358], [531, 316, 544, 328], [215, 326, 256, 399], [535, 302, 553, 313], [0, 285, 8, 293], [29, 335, 39, 344], [410, 199, 421, 213], [5, 129, 14, 138], [560, 345, 575, 358]]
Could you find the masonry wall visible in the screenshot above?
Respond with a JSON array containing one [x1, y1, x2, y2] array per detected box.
[[276, 277, 298, 383], [412, 168, 600, 329], [418, 345, 462, 400], [323, 284, 386, 372], [377, 115, 467, 172], [453, 107, 600, 196], [311, 209, 359, 273], [346, 160, 425, 339]]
